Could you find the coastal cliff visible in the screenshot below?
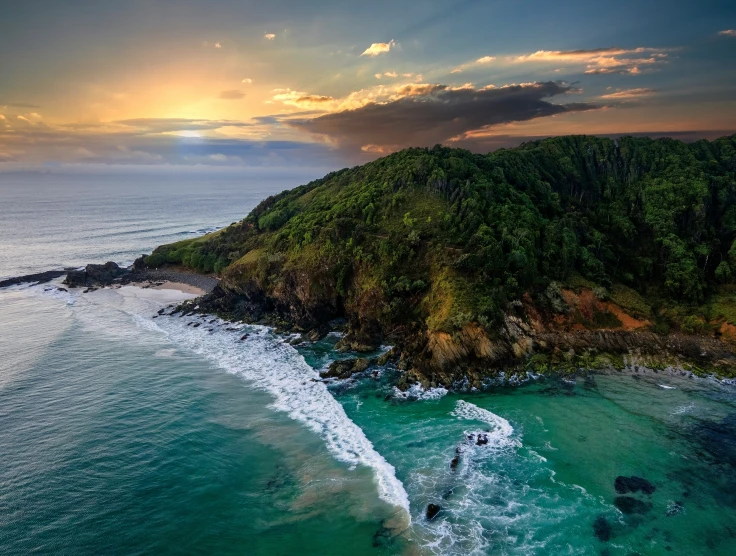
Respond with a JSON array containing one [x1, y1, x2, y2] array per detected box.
[[142, 135, 736, 385]]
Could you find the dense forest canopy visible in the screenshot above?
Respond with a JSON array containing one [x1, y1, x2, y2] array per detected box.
[[148, 134, 736, 335]]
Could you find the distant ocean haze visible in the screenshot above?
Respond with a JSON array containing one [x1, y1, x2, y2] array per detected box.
[[0, 168, 326, 279]]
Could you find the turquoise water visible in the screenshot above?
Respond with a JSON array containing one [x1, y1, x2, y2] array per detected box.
[[2, 173, 736, 555]]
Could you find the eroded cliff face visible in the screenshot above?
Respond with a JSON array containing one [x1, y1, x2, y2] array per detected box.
[[192, 272, 736, 388]]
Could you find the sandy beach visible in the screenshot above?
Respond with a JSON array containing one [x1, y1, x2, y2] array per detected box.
[[141, 281, 206, 296]]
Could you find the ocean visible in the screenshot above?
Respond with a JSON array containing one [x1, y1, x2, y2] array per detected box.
[[1, 171, 736, 555]]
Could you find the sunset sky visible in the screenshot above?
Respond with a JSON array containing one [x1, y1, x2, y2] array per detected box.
[[1, 0, 735, 170]]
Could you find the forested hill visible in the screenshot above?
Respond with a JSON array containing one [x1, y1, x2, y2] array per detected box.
[[147, 134, 736, 383]]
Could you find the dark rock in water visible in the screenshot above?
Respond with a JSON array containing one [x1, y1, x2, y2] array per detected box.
[[64, 261, 129, 288], [306, 328, 324, 342], [593, 515, 612, 542], [614, 496, 652, 514], [0, 269, 70, 289], [476, 433, 489, 446], [426, 503, 441, 520], [450, 455, 460, 469], [158, 308, 166, 315], [615, 476, 656, 495], [666, 501, 684, 517], [192, 322, 201, 328], [320, 357, 370, 379], [240, 334, 249, 341], [152, 315, 158, 319], [377, 347, 399, 366]]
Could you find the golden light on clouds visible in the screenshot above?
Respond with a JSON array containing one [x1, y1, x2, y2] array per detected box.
[[361, 40, 395, 56], [0, 5, 732, 170]]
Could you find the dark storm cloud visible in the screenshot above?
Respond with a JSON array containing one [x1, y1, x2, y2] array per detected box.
[[292, 81, 600, 150]]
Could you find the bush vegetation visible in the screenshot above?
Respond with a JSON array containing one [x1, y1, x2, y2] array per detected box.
[[147, 134, 736, 334]]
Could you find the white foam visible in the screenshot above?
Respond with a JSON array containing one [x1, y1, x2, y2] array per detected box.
[[23, 282, 78, 305], [673, 402, 695, 415], [658, 384, 676, 390], [139, 314, 411, 515], [393, 383, 449, 400], [451, 400, 518, 450]]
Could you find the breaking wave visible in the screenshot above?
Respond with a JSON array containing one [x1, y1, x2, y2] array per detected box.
[[137, 310, 411, 516]]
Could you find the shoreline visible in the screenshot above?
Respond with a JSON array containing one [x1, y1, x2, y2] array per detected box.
[[130, 280, 206, 296], [134, 268, 218, 294]]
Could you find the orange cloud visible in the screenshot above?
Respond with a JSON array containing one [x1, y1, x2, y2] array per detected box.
[[600, 88, 657, 99], [513, 46, 670, 75], [361, 40, 395, 56]]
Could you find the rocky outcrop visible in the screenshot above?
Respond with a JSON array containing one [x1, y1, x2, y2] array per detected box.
[[0, 269, 70, 288], [425, 504, 441, 520], [320, 357, 372, 379], [187, 275, 736, 387], [64, 262, 130, 287]]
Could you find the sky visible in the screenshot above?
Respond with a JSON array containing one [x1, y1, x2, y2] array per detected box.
[[1, 0, 735, 171]]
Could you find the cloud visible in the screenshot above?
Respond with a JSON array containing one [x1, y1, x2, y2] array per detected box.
[[219, 89, 246, 100], [272, 90, 335, 109], [719, 29, 736, 37], [214, 42, 222, 49], [115, 118, 254, 133], [384, 71, 398, 78], [0, 116, 343, 167], [513, 46, 670, 75], [361, 40, 395, 56], [0, 102, 41, 109], [600, 88, 657, 99], [265, 33, 276, 40], [394, 83, 447, 97], [293, 81, 599, 152], [241, 78, 253, 84], [296, 94, 334, 103], [476, 56, 496, 63], [450, 68, 462, 74]]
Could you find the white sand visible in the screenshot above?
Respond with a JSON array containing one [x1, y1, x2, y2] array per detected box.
[[120, 284, 201, 303]]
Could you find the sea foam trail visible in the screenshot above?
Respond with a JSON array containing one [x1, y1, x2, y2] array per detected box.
[[136, 312, 411, 516], [452, 399, 519, 450], [409, 400, 595, 555]]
